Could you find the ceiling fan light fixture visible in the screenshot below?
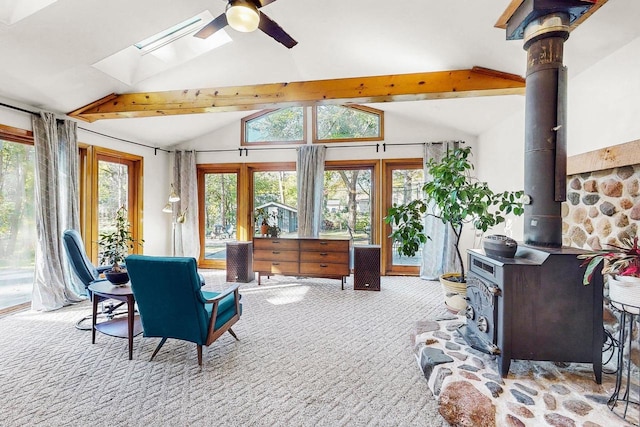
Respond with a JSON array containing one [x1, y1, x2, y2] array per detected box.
[[226, 0, 260, 33]]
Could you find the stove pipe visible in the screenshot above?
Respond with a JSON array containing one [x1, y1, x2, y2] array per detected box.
[[522, 13, 570, 247]]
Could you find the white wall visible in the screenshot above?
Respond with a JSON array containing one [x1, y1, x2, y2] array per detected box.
[[0, 107, 172, 256], [476, 35, 640, 243]]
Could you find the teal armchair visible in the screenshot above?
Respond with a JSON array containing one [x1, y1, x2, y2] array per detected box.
[[125, 255, 242, 365]]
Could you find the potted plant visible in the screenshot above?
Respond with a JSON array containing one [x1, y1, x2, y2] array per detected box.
[[385, 146, 524, 310], [579, 235, 640, 308], [255, 207, 281, 237], [255, 207, 270, 236], [98, 206, 142, 285]]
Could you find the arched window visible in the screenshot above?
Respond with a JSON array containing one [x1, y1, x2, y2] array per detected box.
[[313, 105, 383, 143], [241, 107, 305, 145]]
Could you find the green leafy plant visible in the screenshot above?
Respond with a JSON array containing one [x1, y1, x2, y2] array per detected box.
[[385, 146, 524, 282], [255, 207, 281, 236], [254, 207, 271, 227], [98, 206, 142, 272], [578, 235, 640, 285]]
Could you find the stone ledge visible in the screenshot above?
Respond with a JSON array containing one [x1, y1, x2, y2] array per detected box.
[[414, 312, 636, 427]]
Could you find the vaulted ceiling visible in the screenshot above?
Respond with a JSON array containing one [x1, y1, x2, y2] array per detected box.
[[0, 0, 638, 147]]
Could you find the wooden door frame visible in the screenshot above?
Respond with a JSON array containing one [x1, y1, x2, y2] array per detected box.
[[381, 158, 423, 276], [197, 163, 243, 269], [82, 147, 144, 264]]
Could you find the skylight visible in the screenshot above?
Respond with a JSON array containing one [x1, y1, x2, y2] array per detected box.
[[92, 11, 232, 86], [134, 16, 204, 53]]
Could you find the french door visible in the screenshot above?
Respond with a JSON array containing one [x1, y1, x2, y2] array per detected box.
[[80, 147, 143, 264], [382, 159, 424, 275], [198, 165, 240, 269]]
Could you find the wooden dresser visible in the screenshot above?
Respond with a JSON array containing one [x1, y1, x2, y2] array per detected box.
[[253, 237, 350, 289]]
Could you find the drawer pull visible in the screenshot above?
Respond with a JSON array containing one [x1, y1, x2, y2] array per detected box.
[[272, 241, 280, 244], [320, 252, 328, 256], [272, 251, 280, 254], [320, 264, 328, 267], [272, 262, 280, 266], [320, 241, 328, 245]]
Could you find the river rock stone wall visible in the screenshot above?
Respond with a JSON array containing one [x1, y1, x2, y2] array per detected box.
[[564, 164, 640, 375], [563, 165, 639, 250]]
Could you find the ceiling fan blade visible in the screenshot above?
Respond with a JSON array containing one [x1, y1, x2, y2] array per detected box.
[[254, 0, 278, 7], [258, 11, 297, 49], [194, 13, 229, 39]]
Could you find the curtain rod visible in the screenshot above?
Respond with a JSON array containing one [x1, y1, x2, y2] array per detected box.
[[0, 101, 171, 154], [199, 141, 465, 157], [1, 102, 465, 156], [78, 127, 171, 154]]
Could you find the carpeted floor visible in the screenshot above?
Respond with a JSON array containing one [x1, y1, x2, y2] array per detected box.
[[0, 271, 449, 427]]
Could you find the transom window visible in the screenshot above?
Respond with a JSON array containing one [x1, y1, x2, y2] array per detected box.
[[313, 105, 383, 143], [241, 104, 384, 145], [241, 107, 305, 145]]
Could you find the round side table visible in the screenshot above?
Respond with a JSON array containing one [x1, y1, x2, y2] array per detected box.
[[608, 299, 640, 426]]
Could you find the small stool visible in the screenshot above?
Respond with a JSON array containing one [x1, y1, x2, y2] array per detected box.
[[608, 299, 640, 426]]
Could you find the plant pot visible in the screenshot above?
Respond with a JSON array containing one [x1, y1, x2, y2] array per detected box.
[[260, 224, 268, 236], [608, 275, 640, 314], [439, 272, 467, 313], [105, 270, 129, 286]]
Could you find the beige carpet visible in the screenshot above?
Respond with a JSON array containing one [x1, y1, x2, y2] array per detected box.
[[0, 272, 449, 427]]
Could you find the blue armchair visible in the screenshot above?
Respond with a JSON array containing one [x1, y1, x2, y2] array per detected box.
[[63, 229, 111, 293], [62, 229, 121, 329], [125, 255, 242, 365]]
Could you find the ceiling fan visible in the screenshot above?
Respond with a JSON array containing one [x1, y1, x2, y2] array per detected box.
[[194, 0, 297, 49]]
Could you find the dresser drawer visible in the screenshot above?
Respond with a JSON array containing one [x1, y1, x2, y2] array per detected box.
[[253, 249, 299, 262], [299, 239, 349, 252], [253, 238, 299, 251], [254, 260, 299, 275], [300, 262, 349, 276], [300, 251, 348, 264]]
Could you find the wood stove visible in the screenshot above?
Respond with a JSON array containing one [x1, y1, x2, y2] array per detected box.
[[461, 246, 604, 383], [459, 1, 606, 384]]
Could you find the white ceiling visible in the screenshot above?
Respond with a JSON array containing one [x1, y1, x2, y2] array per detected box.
[[0, 0, 638, 148]]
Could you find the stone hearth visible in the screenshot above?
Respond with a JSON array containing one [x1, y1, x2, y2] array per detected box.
[[413, 312, 637, 427]]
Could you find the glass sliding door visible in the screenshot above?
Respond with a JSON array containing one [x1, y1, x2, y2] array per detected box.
[[383, 159, 424, 275], [252, 168, 298, 237], [202, 172, 238, 265], [97, 157, 130, 239], [84, 150, 142, 264], [0, 137, 35, 311], [321, 165, 373, 246]]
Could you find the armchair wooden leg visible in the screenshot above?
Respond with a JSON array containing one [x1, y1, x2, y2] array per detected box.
[[150, 337, 168, 361], [228, 328, 239, 341], [197, 345, 203, 365]]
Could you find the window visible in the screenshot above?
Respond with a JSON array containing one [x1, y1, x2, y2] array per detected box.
[[0, 134, 35, 311], [313, 105, 383, 143], [241, 107, 305, 145], [252, 167, 298, 237], [321, 164, 374, 246], [93, 10, 231, 85]]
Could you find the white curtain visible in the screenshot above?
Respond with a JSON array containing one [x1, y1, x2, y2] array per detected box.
[[32, 112, 83, 311], [173, 151, 200, 258], [420, 142, 460, 280], [296, 145, 326, 237]]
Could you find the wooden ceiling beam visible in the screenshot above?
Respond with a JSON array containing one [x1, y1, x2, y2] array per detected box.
[[68, 67, 525, 122]]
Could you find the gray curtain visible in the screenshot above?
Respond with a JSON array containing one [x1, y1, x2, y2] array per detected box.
[[32, 112, 83, 311], [173, 151, 200, 258], [296, 145, 326, 237], [420, 141, 460, 280]]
